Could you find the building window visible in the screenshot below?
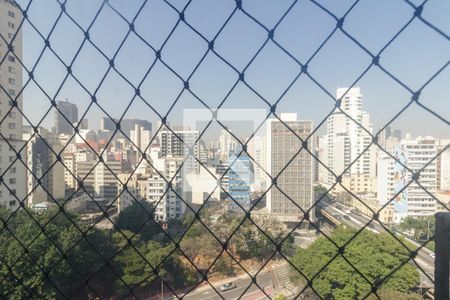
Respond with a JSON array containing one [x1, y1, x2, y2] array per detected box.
[[9, 200, 16, 206], [8, 22, 14, 29], [8, 11, 15, 18], [10, 189, 16, 196], [8, 89, 15, 96], [8, 55, 15, 62], [8, 112, 16, 118], [9, 156, 14, 162], [8, 33, 13, 39], [8, 66, 15, 74], [8, 123, 15, 129], [10, 167, 16, 174], [9, 178, 16, 184], [8, 78, 15, 85]]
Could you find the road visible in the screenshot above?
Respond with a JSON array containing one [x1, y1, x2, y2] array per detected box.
[[319, 199, 435, 286], [181, 270, 274, 300]]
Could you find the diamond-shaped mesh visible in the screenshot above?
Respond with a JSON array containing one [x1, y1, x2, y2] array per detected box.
[[0, 0, 449, 299]]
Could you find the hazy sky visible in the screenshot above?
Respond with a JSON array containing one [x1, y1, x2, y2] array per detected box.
[[14, 0, 450, 138]]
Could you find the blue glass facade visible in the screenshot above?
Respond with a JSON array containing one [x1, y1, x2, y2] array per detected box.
[[227, 153, 252, 211]]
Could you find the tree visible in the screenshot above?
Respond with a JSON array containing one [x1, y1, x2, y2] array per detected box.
[[290, 227, 420, 300], [112, 232, 195, 297], [0, 208, 115, 299], [314, 185, 327, 197], [398, 216, 435, 241], [213, 254, 235, 276], [115, 200, 161, 241]]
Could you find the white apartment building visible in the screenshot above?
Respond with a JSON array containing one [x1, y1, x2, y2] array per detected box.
[[147, 157, 185, 221], [93, 159, 122, 200], [75, 129, 97, 144], [116, 173, 150, 213], [436, 139, 450, 191], [76, 156, 122, 201], [130, 124, 151, 153], [219, 127, 237, 159], [377, 137, 437, 223], [266, 113, 314, 222], [63, 153, 77, 190], [247, 135, 266, 192], [0, 1, 26, 209], [323, 87, 375, 192]]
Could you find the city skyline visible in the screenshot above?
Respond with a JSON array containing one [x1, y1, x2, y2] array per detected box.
[[14, 0, 450, 138], [1, 0, 449, 299]]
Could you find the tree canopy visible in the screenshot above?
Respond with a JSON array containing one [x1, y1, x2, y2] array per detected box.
[[290, 227, 420, 300], [398, 216, 435, 241], [115, 199, 161, 241], [0, 207, 194, 299]]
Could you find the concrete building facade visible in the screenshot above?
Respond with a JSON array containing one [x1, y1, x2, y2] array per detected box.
[[266, 113, 314, 222], [0, 0, 26, 209]]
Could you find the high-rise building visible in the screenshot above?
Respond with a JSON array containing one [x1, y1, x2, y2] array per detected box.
[[159, 128, 199, 174], [324, 87, 375, 190], [75, 153, 122, 201], [266, 113, 314, 222], [25, 129, 65, 207], [0, 1, 26, 209], [100, 117, 117, 132], [120, 119, 152, 137], [79, 118, 88, 130], [227, 153, 252, 211], [436, 139, 450, 192], [377, 137, 437, 223], [393, 129, 402, 140], [219, 128, 237, 159], [94, 159, 122, 200], [318, 135, 329, 185], [130, 124, 151, 153], [53, 100, 78, 135], [247, 135, 266, 192], [147, 157, 185, 221], [63, 152, 77, 192]]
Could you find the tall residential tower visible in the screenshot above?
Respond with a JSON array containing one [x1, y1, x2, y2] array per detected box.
[[0, 0, 26, 209]]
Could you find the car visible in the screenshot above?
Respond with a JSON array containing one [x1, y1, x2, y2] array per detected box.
[[429, 253, 435, 259], [219, 282, 236, 292], [343, 215, 351, 221], [368, 223, 375, 229]]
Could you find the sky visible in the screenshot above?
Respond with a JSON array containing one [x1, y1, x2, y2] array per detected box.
[[13, 0, 450, 139]]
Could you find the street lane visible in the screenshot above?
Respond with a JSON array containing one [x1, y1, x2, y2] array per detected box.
[[183, 270, 273, 300]]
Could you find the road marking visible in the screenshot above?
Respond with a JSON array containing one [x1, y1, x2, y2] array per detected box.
[[230, 286, 273, 300]]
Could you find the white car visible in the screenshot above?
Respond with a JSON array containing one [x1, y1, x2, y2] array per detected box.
[[219, 282, 236, 292], [429, 253, 435, 259]]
